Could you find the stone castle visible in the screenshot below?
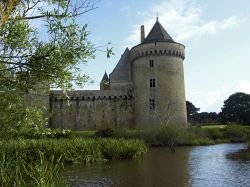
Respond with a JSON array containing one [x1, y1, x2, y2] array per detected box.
[[49, 19, 187, 130]]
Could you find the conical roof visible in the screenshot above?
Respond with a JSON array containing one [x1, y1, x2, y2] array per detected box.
[[101, 72, 109, 82], [109, 48, 131, 82], [143, 20, 174, 43]]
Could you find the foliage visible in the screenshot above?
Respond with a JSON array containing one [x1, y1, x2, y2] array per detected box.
[[0, 151, 66, 187], [186, 101, 200, 116], [220, 92, 250, 125], [0, 0, 112, 135], [95, 128, 115, 138], [0, 138, 147, 186], [0, 95, 48, 137], [190, 138, 215, 146], [223, 125, 246, 142], [186, 101, 221, 124], [189, 112, 221, 125], [69, 130, 95, 138], [101, 125, 250, 146]]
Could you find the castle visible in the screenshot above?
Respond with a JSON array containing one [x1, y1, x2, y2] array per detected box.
[[49, 19, 187, 130]]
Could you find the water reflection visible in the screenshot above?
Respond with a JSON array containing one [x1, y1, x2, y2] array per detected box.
[[65, 144, 250, 187], [188, 144, 250, 187]]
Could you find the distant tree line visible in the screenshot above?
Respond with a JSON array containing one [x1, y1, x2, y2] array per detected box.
[[187, 92, 250, 125]]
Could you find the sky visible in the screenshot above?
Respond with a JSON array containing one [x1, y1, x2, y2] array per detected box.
[[74, 0, 250, 113]]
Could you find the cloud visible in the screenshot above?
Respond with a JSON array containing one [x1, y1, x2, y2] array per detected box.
[[123, 0, 240, 47], [187, 80, 250, 112], [235, 80, 250, 93]]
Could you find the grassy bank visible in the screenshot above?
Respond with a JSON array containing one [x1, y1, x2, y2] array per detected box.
[[90, 125, 250, 147], [0, 138, 147, 186]]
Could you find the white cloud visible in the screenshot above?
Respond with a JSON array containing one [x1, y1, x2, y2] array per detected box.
[[187, 80, 250, 112], [123, 0, 240, 47], [235, 80, 250, 93]]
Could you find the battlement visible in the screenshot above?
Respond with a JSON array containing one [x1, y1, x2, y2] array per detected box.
[[130, 42, 185, 61], [50, 89, 133, 102]]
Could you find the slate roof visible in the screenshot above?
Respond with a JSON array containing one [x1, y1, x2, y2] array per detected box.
[[143, 20, 174, 43], [109, 48, 131, 82], [101, 72, 109, 82]]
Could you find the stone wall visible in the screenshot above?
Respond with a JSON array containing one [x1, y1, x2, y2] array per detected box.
[[49, 90, 133, 130], [131, 41, 187, 127]]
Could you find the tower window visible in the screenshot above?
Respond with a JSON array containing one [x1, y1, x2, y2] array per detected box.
[[150, 79, 156, 87], [149, 60, 154, 67], [149, 98, 155, 110]]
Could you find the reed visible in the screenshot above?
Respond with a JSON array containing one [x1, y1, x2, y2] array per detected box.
[[0, 138, 147, 186]]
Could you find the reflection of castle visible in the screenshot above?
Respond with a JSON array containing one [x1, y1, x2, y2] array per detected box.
[[50, 19, 187, 130]]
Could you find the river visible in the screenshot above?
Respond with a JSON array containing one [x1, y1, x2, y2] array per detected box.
[[64, 143, 250, 187]]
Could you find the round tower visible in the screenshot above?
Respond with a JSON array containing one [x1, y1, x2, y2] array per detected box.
[[130, 19, 187, 128]]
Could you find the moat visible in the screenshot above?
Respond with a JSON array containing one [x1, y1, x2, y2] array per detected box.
[[64, 144, 250, 187]]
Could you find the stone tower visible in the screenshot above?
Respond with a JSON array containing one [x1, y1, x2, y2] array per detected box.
[[130, 19, 187, 127], [48, 18, 187, 130]]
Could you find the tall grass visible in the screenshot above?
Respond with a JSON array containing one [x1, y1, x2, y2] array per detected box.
[[0, 138, 147, 186], [0, 151, 65, 186], [100, 125, 250, 146]]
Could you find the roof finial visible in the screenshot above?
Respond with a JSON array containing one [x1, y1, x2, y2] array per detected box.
[[156, 13, 159, 21]]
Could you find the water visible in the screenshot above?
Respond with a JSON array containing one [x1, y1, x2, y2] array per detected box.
[[64, 144, 250, 187]]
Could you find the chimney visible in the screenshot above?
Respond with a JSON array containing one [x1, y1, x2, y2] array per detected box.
[[141, 25, 145, 43]]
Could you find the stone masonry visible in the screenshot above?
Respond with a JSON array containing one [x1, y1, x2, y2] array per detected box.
[[49, 19, 187, 130]]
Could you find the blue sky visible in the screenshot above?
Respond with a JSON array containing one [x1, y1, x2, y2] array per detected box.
[[76, 0, 250, 112]]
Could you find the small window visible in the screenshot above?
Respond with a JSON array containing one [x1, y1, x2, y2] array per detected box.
[[150, 79, 156, 87], [149, 98, 155, 110], [149, 60, 154, 67]]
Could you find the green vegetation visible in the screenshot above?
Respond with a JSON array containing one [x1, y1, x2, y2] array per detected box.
[[0, 0, 113, 138], [201, 125, 227, 129], [221, 92, 250, 125], [188, 92, 250, 125], [93, 125, 250, 147], [0, 138, 147, 186]]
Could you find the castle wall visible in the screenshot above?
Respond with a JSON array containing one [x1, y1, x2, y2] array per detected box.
[[49, 90, 133, 130], [131, 41, 187, 128]]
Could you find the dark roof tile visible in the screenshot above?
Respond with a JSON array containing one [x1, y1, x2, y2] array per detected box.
[[144, 20, 174, 43]]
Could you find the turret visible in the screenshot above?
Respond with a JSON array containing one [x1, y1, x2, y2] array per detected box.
[[131, 18, 187, 128], [100, 71, 110, 90]]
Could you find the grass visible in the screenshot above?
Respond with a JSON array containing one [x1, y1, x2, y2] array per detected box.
[[70, 130, 96, 138], [202, 125, 227, 129], [92, 124, 250, 147], [191, 138, 215, 146], [1, 124, 248, 186], [0, 138, 147, 186]]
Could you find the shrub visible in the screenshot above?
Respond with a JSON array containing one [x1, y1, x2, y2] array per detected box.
[[191, 138, 215, 146], [95, 128, 114, 138], [223, 125, 245, 142]]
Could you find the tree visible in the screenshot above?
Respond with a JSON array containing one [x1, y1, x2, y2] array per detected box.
[[191, 112, 220, 124], [0, 0, 111, 135], [186, 101, 200, 116], [220, 92, 250, 125]]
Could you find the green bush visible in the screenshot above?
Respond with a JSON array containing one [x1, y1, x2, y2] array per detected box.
[[70, 130, 95, 138], [191, 138, 215, 146], [106, 125, 250, 146], [223, 125, 245, 142], [95, 128, 114, 137]]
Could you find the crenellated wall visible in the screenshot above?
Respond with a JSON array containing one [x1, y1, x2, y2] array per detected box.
[[49, 90, 134, 130]]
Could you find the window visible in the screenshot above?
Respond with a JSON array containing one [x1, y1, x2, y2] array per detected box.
[[150, 79, 156, 87], [149, 60, 154, 67], [149, 98, 155, 110]]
